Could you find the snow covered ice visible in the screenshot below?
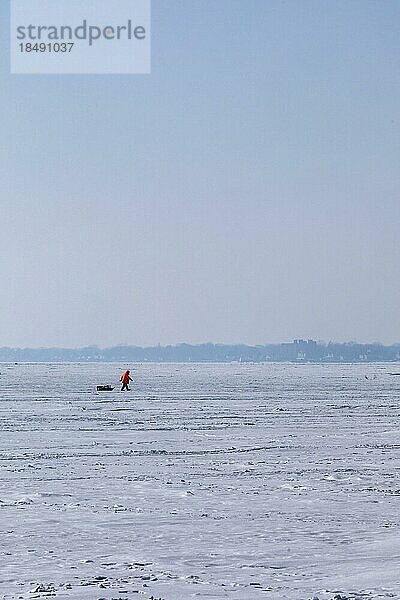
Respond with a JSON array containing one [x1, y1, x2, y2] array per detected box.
[[0, 362, 400, 600]]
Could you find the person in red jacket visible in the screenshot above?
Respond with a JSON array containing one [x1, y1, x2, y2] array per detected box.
[[120, 369, 132, 391]]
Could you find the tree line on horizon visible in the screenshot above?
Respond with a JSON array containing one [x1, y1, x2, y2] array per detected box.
[[0, 340, 399, 362]]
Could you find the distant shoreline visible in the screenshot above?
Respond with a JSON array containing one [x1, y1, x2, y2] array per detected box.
[[0, 340, 399, 363]]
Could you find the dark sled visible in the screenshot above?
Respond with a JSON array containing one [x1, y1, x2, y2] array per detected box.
[[96, 385, 114, 392]]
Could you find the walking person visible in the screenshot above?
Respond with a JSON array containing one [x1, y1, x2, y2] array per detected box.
[[120, 369, 132, 391]]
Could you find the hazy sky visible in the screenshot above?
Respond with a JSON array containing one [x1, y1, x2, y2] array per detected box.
[[1, 0, 399, 347]]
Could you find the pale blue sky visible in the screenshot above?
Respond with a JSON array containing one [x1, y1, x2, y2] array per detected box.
[[1, 0, 399, 347]]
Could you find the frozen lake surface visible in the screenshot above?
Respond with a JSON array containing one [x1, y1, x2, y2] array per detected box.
[[1, 362, 400, 600]]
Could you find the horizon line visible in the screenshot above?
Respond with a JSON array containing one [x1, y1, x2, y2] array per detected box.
[[1, 340, 400, 350]]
